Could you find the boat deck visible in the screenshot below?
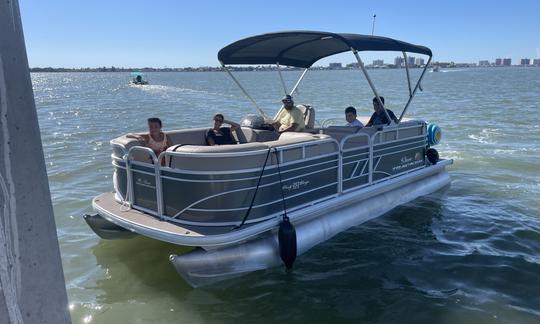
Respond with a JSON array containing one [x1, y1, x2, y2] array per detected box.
[[93, 192, 260, 238]]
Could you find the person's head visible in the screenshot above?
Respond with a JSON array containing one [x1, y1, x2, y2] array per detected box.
[[281, 95, 294, 110], [372, 96, 385, 113], [147, 117, 162, 135], [212, 113, 224, 130], [136, 75, 142, 81], [345, 106, 357, 123]]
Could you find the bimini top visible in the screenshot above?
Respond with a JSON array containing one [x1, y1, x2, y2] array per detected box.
[[218, 31, 432, 68]]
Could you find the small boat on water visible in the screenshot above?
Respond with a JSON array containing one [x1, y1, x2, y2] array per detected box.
[[431, 65, 440, 72], [85, 31, 451, 287], [130, 71, 148, 85]]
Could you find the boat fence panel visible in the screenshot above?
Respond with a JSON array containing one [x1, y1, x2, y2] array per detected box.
[[371, 123, 427, 182], [341, 133, 372, 192], [113, 125, 428, 225]]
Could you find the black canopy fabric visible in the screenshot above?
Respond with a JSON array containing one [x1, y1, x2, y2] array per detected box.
[[218, 31, 432, 68]]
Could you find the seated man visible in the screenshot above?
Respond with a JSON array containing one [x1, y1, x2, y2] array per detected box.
[[345, 106, 364, 127], [272, 95, 305, 134], [206, 113, 240, 146], [365, 96, 399, 127]]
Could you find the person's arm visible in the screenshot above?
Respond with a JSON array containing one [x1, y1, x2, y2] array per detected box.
[[279, 123, 298, 133], [387, 110, 398, 124], [366, 114, 374, 127], [205, 130, 216, 146], [223, 119, 240, 132], [207, 137, 216, 146], [165, 134, 173, 148], [126, 133, 147, 142]]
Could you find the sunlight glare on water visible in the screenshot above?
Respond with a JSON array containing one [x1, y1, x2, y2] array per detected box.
[[32, 68, 540, 323]]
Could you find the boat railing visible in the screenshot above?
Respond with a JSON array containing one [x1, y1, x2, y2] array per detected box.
[[120, 122, 427, 221], [124, 137, 341, 220]]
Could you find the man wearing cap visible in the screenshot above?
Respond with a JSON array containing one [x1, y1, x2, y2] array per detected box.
[[272, 95, 305, 133]]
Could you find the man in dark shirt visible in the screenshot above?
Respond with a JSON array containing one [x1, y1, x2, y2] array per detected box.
[[206, 113, 240, 145], [365, 96, 399, 127]]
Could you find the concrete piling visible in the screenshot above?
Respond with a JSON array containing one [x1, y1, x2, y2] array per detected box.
[[0, 0, 71, 323]]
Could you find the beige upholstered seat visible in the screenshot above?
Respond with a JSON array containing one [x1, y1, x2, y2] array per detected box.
[[297, 104, 315, 129]]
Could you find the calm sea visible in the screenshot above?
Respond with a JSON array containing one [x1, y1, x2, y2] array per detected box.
[[32, 68, 540, 323]]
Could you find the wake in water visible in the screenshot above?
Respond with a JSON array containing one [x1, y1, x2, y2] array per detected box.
[[131, 83, 234, 99]]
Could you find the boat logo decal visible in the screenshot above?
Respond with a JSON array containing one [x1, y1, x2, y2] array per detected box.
[[393, 153, 424, 172], [282, 180, 310, 192], [135, 177, 156, 189]]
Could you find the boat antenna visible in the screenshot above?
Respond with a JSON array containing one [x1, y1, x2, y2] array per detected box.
[[371, 14, 376, 36]]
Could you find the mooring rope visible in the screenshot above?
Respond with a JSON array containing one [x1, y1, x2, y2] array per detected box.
[[233, 147, 272, 230]]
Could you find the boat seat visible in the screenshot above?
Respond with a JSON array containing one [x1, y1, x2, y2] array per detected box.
[[167, 142, 270, 171], [297, 104, 315, 129], [166, 128, 209, 146], [233, 127, 280, 143], [264, 132, 337, 163]]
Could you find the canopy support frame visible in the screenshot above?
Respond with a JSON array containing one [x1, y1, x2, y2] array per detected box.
[[398, 56, 432, 122], [351, 48, 393, 124], [402, 51, 413, 97], [290, 68, 308, 96], [276, 62, 288, 95], [220, 61, 268, 117]]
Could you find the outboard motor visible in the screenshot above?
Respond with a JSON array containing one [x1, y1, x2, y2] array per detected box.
[[240, 114, 265, 129], [278, 215, 297, 269], [240, 114, 274, 131]]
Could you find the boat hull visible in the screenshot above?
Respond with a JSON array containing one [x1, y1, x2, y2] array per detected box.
[[170, 163, 451, 287]]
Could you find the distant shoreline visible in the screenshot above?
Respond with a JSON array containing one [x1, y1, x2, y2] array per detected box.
[[29, 65, 538, 73]]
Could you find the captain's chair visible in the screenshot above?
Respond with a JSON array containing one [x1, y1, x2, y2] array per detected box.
[[297, 104, 315, 130]]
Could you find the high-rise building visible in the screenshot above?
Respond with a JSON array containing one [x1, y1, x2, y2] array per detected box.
[[479, 60, 490, 66], [520, 58, 531, 66], [495, 58, 502, 66], [533, 59, 540, 66], [415, 58, 425, 66], [373, 59, 384, 66], [407, 56, 416, 67], [394, 56, 404, 67], [329, 62, 342, 69], [503, 58, 512, 66]]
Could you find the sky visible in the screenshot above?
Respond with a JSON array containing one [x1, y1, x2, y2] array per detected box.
[[19, 0, 540, 68]]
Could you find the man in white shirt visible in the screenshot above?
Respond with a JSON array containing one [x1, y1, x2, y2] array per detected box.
[[345, 106, 364, 128]]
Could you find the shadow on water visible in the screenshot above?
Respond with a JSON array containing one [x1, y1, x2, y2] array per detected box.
[[92, 236, 194, 301]]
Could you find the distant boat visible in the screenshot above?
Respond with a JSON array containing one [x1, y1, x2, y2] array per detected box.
[[431, 66, 440, 72], [130, 72, 148, 85]]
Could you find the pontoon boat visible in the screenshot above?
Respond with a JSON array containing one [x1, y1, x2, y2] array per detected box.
[[85, 31, 451, 287], [130, 71, 148, 85]]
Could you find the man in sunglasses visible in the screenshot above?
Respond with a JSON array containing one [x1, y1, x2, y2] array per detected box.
[[272, 95, 305, 134], [206, 113, 240, 146]]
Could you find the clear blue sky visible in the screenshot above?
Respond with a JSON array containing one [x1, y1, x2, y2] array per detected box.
[[20, 0, 540, 68]]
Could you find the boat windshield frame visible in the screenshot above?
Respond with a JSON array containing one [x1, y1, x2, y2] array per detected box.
[[218, 31, 432, 124]]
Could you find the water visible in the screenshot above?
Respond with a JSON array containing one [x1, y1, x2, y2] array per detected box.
[[32, 68, 540, 323]]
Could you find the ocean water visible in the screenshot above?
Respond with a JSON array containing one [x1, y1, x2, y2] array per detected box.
[[32, 68, 540, 323]]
